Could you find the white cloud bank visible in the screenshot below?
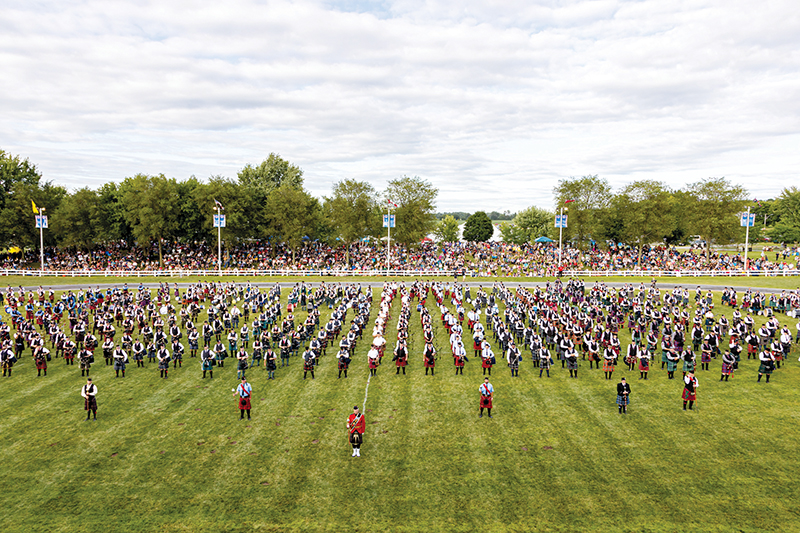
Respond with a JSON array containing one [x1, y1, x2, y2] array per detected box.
[[1, 0, 798, 211]]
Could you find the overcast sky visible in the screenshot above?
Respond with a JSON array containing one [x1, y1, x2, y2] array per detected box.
[[1, 0, 798, 212]]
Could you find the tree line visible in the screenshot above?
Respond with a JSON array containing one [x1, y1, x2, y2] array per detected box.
[[496, 175, 800, 260], [2, 149, 798, 265], [0, 150, 438, 265]]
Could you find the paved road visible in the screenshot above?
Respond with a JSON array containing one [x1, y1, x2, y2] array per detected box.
[[25, 279, 798, 294]]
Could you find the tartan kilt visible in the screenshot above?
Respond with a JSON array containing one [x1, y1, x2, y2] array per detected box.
[[603, 359, 615, 372], [36, 359, 47, 370], [758, 363, 773, 375], [567, 359, 578, 370], [616, 394, 629, 406], [681, 388, 696, 401], [479, 396, 492, 409], [682, 361, 695, 372], [395, 358, 407, 367], [721, 362, 734, 374], [638, 359, 649, 371], [661, 351, 670, 363], [473, 340, 482, 351], [701, 353, 711, 363], [368, 358, 379, 369], [201, 360, 213, 371], [481, 358, 492, 369], [424, 358, 435, 368], [84, 396, 97, 411], [338, 358, 348, 370], [238, 397, 251, 410], [303, 360, 314, 371], [666, 360, 678, 372]]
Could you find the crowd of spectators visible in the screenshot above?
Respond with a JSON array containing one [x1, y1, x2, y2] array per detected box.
[[1, 240, 798, 276]]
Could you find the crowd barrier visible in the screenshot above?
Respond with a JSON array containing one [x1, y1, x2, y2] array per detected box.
[[0, 269, 798, 278]]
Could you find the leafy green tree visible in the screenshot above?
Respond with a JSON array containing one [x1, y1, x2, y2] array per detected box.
[[174, 177, 205, 242], [264, 184, 322, 262], [768, 187, 800, 244], [237, 153, 304, 194], [553, 175, 611, 248], [610, 181, 676, 262], [499, 222, 529, 245], [119, 174, 181, 266], [684, 177, 748, 258], [53, 188, 100, 249], [511, 205, 555, 243], [192, 176, 254, 242], [462, 211, 494, 242], [95, 182, 132, 243], [434, 215, 460, 242], [774, 187, 800, 228], [324, 179, 381, 266], [0, 180, 67, 250], [0, 149, 42, 212], [383, 176, 438, 247]]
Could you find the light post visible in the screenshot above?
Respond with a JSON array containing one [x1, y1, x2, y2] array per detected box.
[[555, 206, 568, 272], [34, 204, 48, 275], [213, 200, 225, 274], [384, 200, 396, 272], [741, 205, 754, 276]]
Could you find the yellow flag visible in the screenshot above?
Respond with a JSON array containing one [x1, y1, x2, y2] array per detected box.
[[31, 200, 38, 214]]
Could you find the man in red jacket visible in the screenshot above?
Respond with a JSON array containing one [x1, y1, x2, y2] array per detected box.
[[347, 405, 366, 457]]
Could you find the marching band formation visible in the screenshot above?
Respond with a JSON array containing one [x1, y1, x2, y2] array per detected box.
[[0, 279, 798, 429]]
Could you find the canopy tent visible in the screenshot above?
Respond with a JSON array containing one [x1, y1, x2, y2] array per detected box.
[[534, 236, 554, 243]]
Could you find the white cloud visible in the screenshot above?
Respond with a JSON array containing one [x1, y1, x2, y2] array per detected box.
[[0, 0, 798, 211]]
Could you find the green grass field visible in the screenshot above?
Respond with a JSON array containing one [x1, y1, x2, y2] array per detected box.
[[1, 287, 799, 532]]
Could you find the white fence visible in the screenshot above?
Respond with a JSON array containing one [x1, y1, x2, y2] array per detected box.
[[1, 268, 799, 278]]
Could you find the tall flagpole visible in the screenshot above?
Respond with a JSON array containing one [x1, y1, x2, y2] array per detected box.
[[39, 207, 45, 275], [386, 202, 391, 272], [744, 205, 751, 277], [558, 206, 564, 269]]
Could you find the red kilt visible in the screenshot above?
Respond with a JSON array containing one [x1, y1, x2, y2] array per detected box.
[[395, 358, 407, 367], [480, 396, 492, 409], [424, 358, 435, 368], [303, 361, 314, 371], [369, 358, 379, 369], [474, 340, 482, 351], [84, 396, 97, 411], [239, 397, 251, 410], [454, 357, 464, 368], [481, 358, 493, 369], [36, 359, 47, 370], [638, 359, 649, 371], [681, 388, 696, 402], [338, 359, 349, 370]]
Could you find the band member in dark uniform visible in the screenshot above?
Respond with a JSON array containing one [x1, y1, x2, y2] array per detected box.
[[423, 342, 436, 376], [201, 345, 214, 379], [302, 348, 315, 380], [393, 340, 408, 375], [682, 372, 698, 410], [347, 405, 365, 457], [336, 347, 350, 379], [265, 346, 277, 380], [758, 348, 776, 383], [479, 376, 494, 418], [81, 378, 98, 421], [616, 377, 630, 414]]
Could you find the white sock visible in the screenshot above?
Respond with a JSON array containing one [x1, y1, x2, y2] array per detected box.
[[352, 450, 356, 456], [356, 448, 360, 457]]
